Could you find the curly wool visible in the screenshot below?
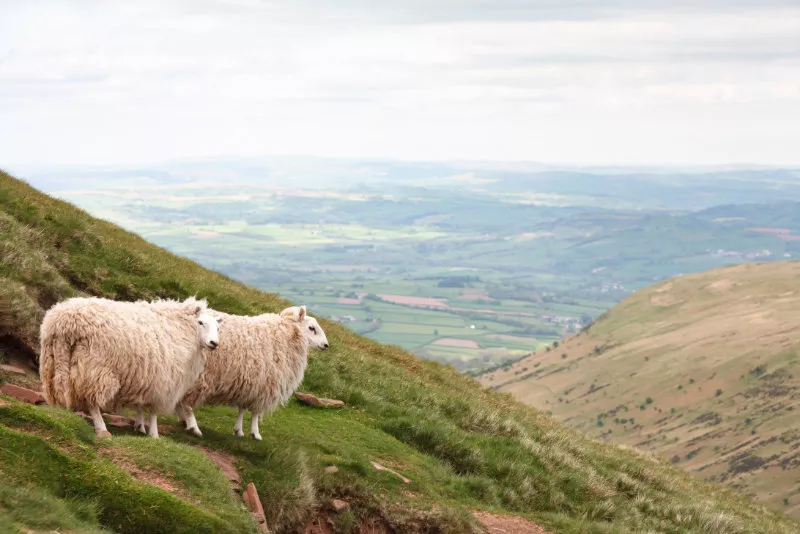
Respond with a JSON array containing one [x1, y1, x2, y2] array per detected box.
[[179, 309, 309, 415], [39, 296, 213, 414]]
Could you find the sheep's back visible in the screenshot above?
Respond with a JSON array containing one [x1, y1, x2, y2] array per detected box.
[[196, 314, 308, 412], [41, 298, 201, 411]]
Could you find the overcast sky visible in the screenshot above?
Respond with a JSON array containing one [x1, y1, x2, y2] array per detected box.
[[1, 0, 799, 169]]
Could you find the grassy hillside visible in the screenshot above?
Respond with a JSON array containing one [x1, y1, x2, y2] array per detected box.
[[1, 169, 799, 534], [480, 261, 800, 520]]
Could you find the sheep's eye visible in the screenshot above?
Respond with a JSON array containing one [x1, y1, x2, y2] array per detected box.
[[309, 326, 316, 333], [198, 320, 204, 326]]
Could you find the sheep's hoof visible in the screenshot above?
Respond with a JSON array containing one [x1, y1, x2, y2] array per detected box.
[[251, 433, 262, 441], [189, 427, 203, 438], [135, 424, 147, 435], [96, 430, 112, 438], [235, 429, 244, 438]]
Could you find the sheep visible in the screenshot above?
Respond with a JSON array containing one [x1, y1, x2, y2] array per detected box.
[[175, 305, 329, 441], [39, 296, 222, 438]]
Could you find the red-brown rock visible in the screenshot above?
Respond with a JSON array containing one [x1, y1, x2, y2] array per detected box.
[[242, 482, 268, 531], [0, 383, 46, 405], [295, 392, 344, 408]]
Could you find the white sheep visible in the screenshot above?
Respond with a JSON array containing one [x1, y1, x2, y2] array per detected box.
[[175, 305, 329, 441], [39, 296, 222, 438]]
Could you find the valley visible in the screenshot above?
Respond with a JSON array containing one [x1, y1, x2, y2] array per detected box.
[[23, 159, 800, 373]]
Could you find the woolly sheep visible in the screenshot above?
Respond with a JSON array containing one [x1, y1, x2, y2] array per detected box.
[[39, 296, 222, 438], [175, 305, 329, 441]]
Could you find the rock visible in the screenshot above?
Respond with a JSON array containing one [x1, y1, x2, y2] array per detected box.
[[106, 414, 136, 428], [324, 465, 339, 474], [331, 499, 349, 512], [370, 461, 412, 484], [242, 482, 268, 531], [77, 412, 135, 428], [0, 364, 27, 375], [0, 383, 46, 405], [295, 392, 344, 408]]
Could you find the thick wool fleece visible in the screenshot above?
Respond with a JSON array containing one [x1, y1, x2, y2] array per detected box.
[[39, 296, 212, 414], [179, 309, 309, 415]]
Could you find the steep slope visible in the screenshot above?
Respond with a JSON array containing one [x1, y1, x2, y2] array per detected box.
[[1, 168, 799, 534], [480, 261, 800, 519]]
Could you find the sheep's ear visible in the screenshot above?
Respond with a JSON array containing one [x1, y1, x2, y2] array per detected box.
[[298, 305, 307, 321], [280, 306, 303, 322], [193, 305, 202, 315], [216, 316, 224, 325]]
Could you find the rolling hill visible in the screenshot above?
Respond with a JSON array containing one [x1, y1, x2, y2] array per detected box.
[[2, 168, 799, 534], [479, 261, 800, 520]]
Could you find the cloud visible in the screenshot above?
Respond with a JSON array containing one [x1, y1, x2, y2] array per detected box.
[[0, 0, 799, 168]]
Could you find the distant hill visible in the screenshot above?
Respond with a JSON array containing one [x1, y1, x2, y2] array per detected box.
[[479, 261, 800, 520], [1, 169, 799, 533]]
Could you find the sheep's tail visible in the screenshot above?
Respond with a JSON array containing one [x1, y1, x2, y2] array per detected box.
[[40, 335, 74, 408], [39, 335, 56, 405]]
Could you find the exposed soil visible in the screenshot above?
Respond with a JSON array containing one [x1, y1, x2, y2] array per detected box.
[[474, 511, 551, 534], [101, 448, 197, 504], [199, 446, 241, 491]]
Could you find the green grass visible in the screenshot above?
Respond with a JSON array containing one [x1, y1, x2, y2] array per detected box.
[[2, 169, 800, 533]]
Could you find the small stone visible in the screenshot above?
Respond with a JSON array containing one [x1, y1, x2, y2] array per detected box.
[[294, 392, 344, 408], [105, 414, 136, 428], [324, 465, 339, 474], [0, 364, 27, 375], [331, 499, 349, 512], [0, 383, 46, 405], [242, 483, 268, 531]]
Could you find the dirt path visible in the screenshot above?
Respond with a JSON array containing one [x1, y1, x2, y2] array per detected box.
[[474, 511, 551, 534]]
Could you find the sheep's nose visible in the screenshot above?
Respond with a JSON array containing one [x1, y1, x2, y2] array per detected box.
[[209, 340, 218, 349], [322, 343, 329, 350]]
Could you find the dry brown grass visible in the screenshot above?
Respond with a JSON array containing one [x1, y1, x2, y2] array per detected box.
[[481, 260, 800, 519]]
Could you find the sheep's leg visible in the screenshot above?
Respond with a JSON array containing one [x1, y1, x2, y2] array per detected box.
[[148, 411, 159, 439], [134, 407, 147, 434], [234, 408, 245, 437], [185, 409, 202, 438], [89, 406, 111, 438], [250, 410, 263, 441], [176, 403, 203, 437]]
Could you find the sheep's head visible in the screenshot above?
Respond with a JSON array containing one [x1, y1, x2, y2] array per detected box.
[[196, 309, 223, 350], [280, 305, 330, 351]]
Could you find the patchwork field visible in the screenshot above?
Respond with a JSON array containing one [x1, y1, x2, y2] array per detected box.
[[27, 162, 800, 373]]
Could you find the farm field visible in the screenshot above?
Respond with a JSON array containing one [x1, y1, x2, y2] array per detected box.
[[25, 159, 800, 373]]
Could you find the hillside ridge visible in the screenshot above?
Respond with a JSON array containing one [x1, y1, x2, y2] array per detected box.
[[480, 260, 800, 520]]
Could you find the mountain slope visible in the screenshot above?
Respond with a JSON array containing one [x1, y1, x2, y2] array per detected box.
[[1, 168, 799, 534], [479, 261, 800, 519]]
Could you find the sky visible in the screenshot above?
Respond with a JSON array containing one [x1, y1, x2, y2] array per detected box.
[[1, 0, 799, 169]]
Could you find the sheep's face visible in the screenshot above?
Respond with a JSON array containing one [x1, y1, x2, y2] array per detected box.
[[196, 311, 222, 350], [280, 305, 329, 350], [303, 316, 329, 351]]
